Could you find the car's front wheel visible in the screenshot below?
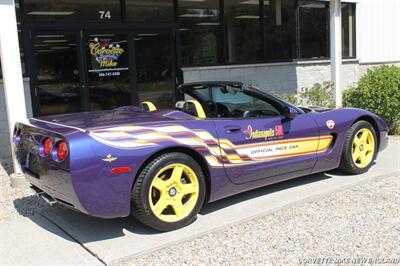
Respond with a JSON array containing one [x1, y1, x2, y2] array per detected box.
[[132, 152, 206, 231], [339, 120, 377, 174]]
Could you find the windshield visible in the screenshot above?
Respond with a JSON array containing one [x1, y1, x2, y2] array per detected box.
[[185, 85, 282, 118]]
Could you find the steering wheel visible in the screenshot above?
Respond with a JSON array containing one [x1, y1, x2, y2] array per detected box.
[[203, 100, 218, 118], [216, 103, 231, 118], [243, 110, 259, 118]]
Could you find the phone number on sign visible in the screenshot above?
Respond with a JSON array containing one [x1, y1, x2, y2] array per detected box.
[[98, 71, 121, 77]]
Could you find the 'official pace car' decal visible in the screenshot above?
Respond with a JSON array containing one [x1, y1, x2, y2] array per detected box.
[[89, 125, 333, 168]]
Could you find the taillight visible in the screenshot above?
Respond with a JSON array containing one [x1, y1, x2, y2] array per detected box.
[[42, 138, 53, 156], [55, 141, 68, 161]]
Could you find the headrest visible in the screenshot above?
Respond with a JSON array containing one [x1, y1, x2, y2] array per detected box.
[[175, 101, 186, 110], [182, 100, 206, 119], [140, 101, 157, 112]]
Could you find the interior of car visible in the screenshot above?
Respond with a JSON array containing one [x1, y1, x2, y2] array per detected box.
[[141, 84, 290, 119]]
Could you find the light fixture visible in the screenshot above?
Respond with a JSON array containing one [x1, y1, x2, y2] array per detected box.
[[240, 0, 269, 5], [179, 0, 207, 2], [300, 3, 326, 9], [180, 14, 216, 18], [36, 35, 65, 38], [43, 40, 68, 43], [137, 33, 159, 37], [89, 34, 115, 37], [235, 15, 260, 19], [28, 11, 75, 16], [196, 22, 220, 26]]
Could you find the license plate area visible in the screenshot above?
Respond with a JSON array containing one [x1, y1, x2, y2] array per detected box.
[[25, 153, 44, 179]]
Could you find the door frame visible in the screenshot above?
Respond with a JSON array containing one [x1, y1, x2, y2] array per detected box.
[[26, 23, 177, 117], [133, 28, 178, 106], [28, 30, 86, 116]]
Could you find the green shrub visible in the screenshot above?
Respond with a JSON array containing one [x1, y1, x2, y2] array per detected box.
[[272, 92, 298, 105], [343, 65, 400, 135], [299, 81, 335, 108]]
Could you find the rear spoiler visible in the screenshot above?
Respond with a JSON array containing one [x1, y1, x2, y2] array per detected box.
[[28, 118, 87, 133]]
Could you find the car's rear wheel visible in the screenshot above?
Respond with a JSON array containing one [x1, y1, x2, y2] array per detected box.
[[132, 152, 206, 231], [339, 120, 377, 174]]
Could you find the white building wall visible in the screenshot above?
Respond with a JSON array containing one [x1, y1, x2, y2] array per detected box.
[[183, 62, 298, 94], [183, 61, 400, 95], [356, 0, 400, 63], [182, 61, 334, 94]]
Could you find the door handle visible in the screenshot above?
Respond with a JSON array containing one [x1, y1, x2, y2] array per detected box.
[[225, 125, 242, 133]]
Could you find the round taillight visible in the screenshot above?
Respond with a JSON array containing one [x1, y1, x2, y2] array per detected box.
[[43, 138, 53, 156], [56, 141, 68, 161]]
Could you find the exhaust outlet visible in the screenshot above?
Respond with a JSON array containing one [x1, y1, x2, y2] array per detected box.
[[30, 186, 57, 205]]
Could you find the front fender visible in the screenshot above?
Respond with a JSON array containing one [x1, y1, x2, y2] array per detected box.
[[310, 108, 388, 173]]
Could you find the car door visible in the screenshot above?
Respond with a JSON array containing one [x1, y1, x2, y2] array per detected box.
[[180, 82, 329, 185], [214, 112, 321, 184]]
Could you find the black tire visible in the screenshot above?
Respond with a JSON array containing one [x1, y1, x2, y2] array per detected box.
[[339, 120, 378, 174], [132, 152, 206, 231]]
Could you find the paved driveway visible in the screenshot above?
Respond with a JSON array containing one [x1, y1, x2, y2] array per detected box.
[[1, 139, 399, 265]]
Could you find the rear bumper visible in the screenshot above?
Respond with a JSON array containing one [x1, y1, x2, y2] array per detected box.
[[24, 168, 88, 214], [14, 122, 136, 219]]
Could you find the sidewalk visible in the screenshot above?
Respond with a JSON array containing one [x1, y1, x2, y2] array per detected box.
[[0, 138, 399, 265], [0, 216, 101, 265]]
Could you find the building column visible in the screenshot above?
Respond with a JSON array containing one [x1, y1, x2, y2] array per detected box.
[[330, 0, 342, 108], [0, 0, 27, 174]]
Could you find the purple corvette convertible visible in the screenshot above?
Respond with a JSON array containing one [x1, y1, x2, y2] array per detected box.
[[14, 82, 388, 231]]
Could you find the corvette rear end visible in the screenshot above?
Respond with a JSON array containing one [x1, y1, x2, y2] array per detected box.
[[13, 108, 152, 218], [13, 106, 210, 219], [14, 120, 87, 212]]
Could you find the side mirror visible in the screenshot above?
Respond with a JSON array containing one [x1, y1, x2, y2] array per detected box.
[[283, 106, 297, 120]]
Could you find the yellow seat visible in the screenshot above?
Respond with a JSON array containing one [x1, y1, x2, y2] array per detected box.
[[183, 100, 206, 119], [140, 101, 157, 112]]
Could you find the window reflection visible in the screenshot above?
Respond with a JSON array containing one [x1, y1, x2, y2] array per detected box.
[[32, 33, 81, 115], [342, 3, 356, 58], [264, 0, 296, 60], [126, 0, 173, 22], [135, 32, 176, 109], [225, 0, 261, 63], [24, 0, 121, 21], [178, 0, 222, 65], [298, 1, 329, 59]]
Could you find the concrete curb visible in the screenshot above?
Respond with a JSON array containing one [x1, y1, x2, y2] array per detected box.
[[10, 173, 29, 188]]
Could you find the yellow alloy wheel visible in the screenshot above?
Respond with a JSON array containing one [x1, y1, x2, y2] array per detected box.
[[352, 128, 375, 168], [148, 163, 199, 223]]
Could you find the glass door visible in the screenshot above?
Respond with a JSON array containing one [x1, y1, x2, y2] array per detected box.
[[31, 32, 83, 116], [134, 31, 176, 108], [85, 32, 134, 111], [29, 28, 177, 116]]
